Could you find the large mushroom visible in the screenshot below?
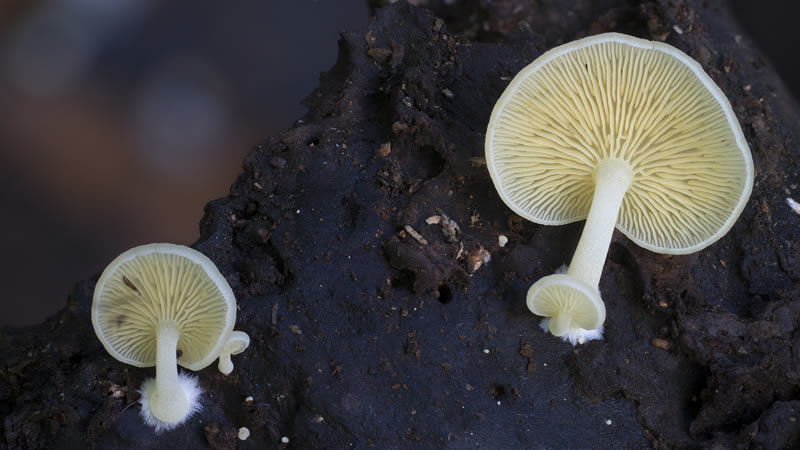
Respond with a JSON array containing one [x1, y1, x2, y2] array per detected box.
[[92, 243, 244, 431], [485, 33, 753, 345]]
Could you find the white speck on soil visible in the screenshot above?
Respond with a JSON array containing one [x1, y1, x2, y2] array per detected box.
[[787, 197, 800, 215]]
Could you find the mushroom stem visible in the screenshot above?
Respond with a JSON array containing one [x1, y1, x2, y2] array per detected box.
[[567, 159, 633, 288], [218, 352, 233, 375], [149, 321, 190, 424], [548, 310, 573, 336]]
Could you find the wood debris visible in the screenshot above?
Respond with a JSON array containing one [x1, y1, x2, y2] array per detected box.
[[651, 338, 670, 350], [403, 225, 428, 245], [467, 247, 491, 273], [469, 157, 486, 168], [376, 142, 391, 157], [424, 209, 460, 242], [437, 209, 460, 242]]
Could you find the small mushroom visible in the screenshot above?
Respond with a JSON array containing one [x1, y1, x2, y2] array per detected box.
[[92, 244, 239, 431], [486, 33, 753, 345], [498, 235, 508, 247], [217, 331, 251, 375]]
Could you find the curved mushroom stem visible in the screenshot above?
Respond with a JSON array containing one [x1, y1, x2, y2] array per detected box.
[[567, 159, 633, 287], [217, 331, 250, 375], [143, 321, 195, 427]]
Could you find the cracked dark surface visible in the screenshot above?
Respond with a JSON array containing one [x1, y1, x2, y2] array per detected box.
[[2, 1, 799, 448]]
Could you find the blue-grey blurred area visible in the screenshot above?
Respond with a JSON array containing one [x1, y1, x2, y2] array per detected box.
[[0, 0, 368, 326]]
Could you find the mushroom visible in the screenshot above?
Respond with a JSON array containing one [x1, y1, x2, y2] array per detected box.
[[217, 330, 251, 375], [92, 243, 239, 431], [485, 33, 753, 345]]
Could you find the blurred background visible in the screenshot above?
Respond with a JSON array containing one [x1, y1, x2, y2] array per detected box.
[[0, 0, 796, 326], [0, 0, 369, 326]]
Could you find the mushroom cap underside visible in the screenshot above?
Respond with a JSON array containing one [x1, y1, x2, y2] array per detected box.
[[486, 32, 753, 254], [92, 243, 237, 371], [226, 331, 251, 355], [527, 274, 605, 332]]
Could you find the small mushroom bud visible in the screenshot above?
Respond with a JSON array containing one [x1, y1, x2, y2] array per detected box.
[[218, 331, 251, 375]]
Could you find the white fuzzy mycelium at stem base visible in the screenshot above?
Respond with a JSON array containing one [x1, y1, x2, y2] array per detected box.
[[138, 322, 203, 433], [139, 373, 203, 433], [538, 319, 604, 346]]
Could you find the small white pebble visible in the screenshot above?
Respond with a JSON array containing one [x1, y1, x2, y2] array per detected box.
[[281, 436, 290, 444], [483, 349, 490, 354], [238, 427, 250, 440], [606, 419, 612, 426], [497, 401, 501, 405], [245, 395, 253, 403], [787, 198, 800, 215], [672, 25, 683, 34], [498, 235, 508, 247], [543, 363, 547, 367], [296, 209, 301, 214]]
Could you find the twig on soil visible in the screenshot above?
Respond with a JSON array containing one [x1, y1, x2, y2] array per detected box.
[[403, 225, 428, 245]]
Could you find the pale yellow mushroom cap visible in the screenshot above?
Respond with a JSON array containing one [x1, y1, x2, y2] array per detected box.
[[527, 274, 605, 331], [486, 32, 753, 254], [92, 243, 237, 371]]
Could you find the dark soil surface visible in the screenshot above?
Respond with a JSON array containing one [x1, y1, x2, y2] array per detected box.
[[2, 1, 799, 448]]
